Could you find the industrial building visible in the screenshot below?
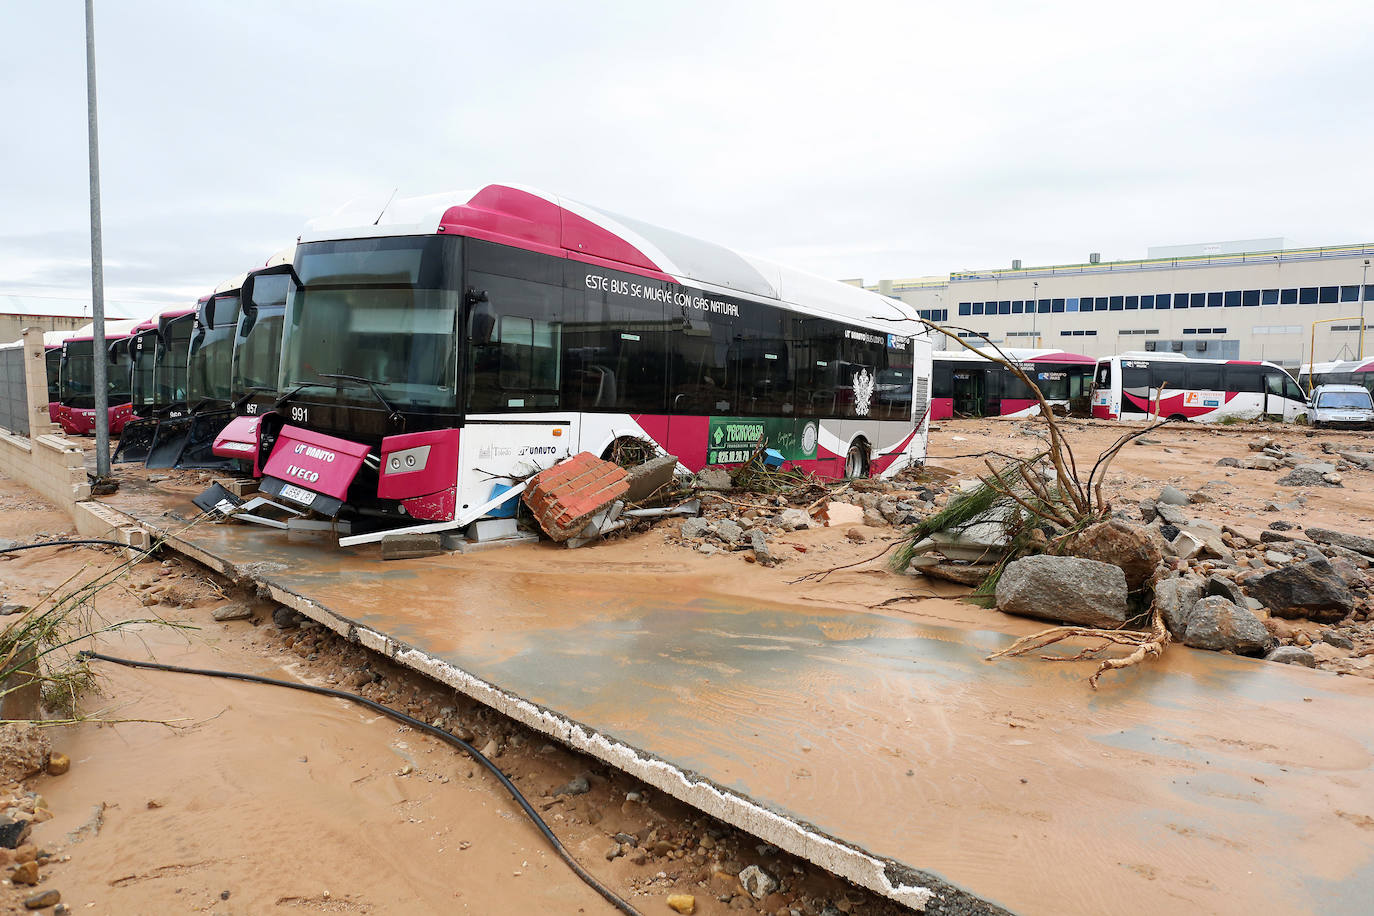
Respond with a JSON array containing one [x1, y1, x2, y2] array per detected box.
[[864, 240, 1374, 368], [0, 295, 149, 341]]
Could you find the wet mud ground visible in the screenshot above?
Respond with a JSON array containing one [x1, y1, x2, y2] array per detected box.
[[5, 416, 1374, 914]]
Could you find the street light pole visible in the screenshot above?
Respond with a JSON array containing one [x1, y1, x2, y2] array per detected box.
[[1032, 280, 1039, 343], [85, 0, 110, 478]]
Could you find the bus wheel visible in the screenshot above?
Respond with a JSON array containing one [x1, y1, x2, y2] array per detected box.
[[845, 440, 870, 479], [603, 436, 655, 468], [1167, 414, 1188, 422]]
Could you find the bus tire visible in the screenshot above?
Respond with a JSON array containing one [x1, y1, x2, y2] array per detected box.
[[845, 440, 870, 479], [1167, 413, 1188, 422], [602, 436, 655, 468]]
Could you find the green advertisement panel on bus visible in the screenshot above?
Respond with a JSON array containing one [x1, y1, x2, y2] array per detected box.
[[707, 417, 818, 465]]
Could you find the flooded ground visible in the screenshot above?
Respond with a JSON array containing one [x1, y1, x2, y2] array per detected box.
[[5, 416, 1374, 914]]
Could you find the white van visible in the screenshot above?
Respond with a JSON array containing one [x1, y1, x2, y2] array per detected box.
[[1308, 384, 1374, 429]]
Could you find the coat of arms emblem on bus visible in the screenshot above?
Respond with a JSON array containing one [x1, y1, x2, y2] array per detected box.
[[852, 368, 874, 417]]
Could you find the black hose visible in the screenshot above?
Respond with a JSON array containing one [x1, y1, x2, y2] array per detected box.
[[0, 539, 155, 556], [79, 650, 640, 916]]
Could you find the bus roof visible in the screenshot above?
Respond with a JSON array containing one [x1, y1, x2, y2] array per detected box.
[[64, 318, 141, 343], [1301, 359, 1374, 374], [934, 347, 1094, 365], [1105, 350, 1287, 368], [300, 184, 923, 337]]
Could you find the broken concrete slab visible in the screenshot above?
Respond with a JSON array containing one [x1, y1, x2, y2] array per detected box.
[[623, 454, 680, 504], [379, 532, 445, 560]]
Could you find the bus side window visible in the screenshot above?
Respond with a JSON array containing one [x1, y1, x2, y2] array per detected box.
[[466, 273, 561, 411]]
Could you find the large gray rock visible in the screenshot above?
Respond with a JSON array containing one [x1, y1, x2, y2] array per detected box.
[[1244, 558, 1357, 622], [713, 518, 744, 543], [1155, 503, 1192, 526], [1277, 464, 1341, 488], [1182, 597, 1271, 654], [1157, 485, 1189, 506], [1305, 527, 1374, 559], [995, 556, 1129, 629], [1155, 574, 1205, 639], [1069, 519, 1163, 591], [750, 529, 775, 567], [1204, 574, 1247, 606], [1265, 646, 1316, 667]]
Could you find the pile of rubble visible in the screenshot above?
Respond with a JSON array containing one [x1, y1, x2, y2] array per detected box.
[[1212, 435, 1374, 489]]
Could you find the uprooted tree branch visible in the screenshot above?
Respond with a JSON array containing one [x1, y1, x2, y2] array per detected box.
[[878, 316, 1176, 686]]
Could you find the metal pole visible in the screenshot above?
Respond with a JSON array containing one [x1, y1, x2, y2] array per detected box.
[[1032, 280, 1038, 342], [85, 0, 109, 477], [1361, 259, 1369, 362]]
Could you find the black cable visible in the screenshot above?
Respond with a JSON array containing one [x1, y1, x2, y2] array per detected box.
[[0, 539, 155, 556], [79, 650, 640, 916]]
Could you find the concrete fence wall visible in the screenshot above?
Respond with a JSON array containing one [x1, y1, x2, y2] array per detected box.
[[0, 327, 93, 509]]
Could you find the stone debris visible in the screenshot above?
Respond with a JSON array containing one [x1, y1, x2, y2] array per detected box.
[[211, 601, 254, 621], [1069, 519, 1163, 591], [738, 864, 778, 900], [0, 724, 50, 785], [1244, 558, 1357, 622], [1304, 527, 1374, 559], [666, 893, 697, 914], [1265, 645, 1317, 667], [1181, 597, 1271, 655]]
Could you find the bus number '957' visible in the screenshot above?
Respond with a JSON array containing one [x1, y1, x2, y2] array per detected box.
[[289, 406, 308, 423]]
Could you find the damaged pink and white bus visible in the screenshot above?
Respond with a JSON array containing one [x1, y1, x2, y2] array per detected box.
[[213, 185, 932, 537]]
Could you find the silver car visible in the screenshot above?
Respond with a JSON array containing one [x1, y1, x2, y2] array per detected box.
[[1309, 384, 1374, 429]]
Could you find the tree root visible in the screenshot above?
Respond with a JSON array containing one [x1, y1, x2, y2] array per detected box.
[[986, 608, 1171, 688]]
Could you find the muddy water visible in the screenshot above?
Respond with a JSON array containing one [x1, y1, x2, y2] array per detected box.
[[33, 622, 615, 914], [101, 468, 1374, 916]]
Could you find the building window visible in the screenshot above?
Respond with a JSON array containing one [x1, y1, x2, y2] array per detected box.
[[1262, 289, 1279, 305], [1319, 286, 1339, 304], [1085, 330, 1097, 336], [1341, 285, 1361, 302], [1182, 328, 1196, 334], [1141, 295, 1154, 309], [1175, 293, 1190, 309], [1243, 290, 1261, 307], [972, 302, 984, 315], [1066, 297, 1079, 312], [1281, 288, 1298, 305], [1207, 292, 1223, 308], [1048, 299, 1061, 313], [1109, 295, 1124, 311], [958, 302, 971, 316], [1125, 295, 1139, 309], [1299, 287, 1318, 304], [1093, 297, 1107, 311], [999, 300, 1011, 315], [1011, 300, 1023, 314], [1191, 293, 1206, 308], [1052, 299, 1066, 313], [1224, 290, 1241, 307]]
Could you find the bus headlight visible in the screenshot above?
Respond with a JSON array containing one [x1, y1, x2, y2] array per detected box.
[[382, 444, 430, 474]]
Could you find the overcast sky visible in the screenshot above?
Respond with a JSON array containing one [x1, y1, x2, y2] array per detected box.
[[3, 0, 1372, 309]]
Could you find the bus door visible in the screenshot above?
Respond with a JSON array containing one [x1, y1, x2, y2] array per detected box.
[[1263, 371, 1305, 421], [952, 369, 984, 417]]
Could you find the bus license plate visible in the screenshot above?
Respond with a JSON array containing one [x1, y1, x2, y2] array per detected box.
[[279, 484, 316, 507]]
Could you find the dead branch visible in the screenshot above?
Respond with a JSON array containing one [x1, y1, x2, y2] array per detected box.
[[788, 541, 898, 584]]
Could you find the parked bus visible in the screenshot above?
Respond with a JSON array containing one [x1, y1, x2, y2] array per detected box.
[[1092, 351, 1307, 423], [214, 184, 932, 532], [1298, 359, 1374, 397], [141, 304, 202, 467], [56, 319, 140, 435], [931, 348, 1094, 420], [113, 306, 196, 463], [231, 256, 294, 419], [43, 330, 75, 424]]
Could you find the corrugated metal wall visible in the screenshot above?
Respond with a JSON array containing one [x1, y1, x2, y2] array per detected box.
[[0, 346, 30, 435]]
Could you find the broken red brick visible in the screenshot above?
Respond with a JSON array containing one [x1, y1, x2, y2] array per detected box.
[[523, 453, 630, 541]]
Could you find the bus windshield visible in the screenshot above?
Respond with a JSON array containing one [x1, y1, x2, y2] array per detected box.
[[154, 316, 193, 407], [234, 311, 284, 395], [187, 295, 242, 406], [279, 236, 461, 409], [45, 350, 60, 401], [130, 331, 157, 408], [61, 340, 130, 409]]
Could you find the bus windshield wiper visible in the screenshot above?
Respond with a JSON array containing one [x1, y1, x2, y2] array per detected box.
[[232, 386, 276, 411], [273, 380, 333, 410], [318, 373, 402, 420]]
